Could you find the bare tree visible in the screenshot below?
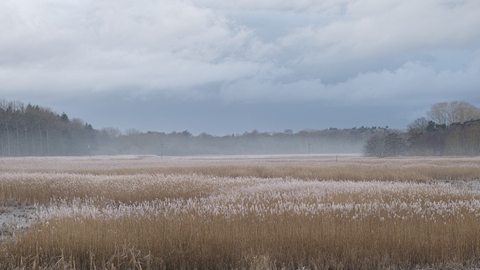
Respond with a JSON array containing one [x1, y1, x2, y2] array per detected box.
[[125, 128, 141, 136], [447, 101, 480, 124], [39, 107, 60, 155], [0, 99, 14, 156], [35, 107, 44, 155], [18, 102, 29, 155], [101, 127, 122, 138], [25, 104, 37, 155], [426, 102, 449, 125], [385, 133, 406, 157], [426, 101, 480, 126], [12, 101, 25, 156], [363, 134, 388, 158], [407, 117, 429, 134]]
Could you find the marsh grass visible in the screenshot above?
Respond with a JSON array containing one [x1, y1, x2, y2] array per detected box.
[[71, 164, 480, 183], [1, 156, 480, 182], [6, 208, 480, 269], [1, 156, 480, 269]]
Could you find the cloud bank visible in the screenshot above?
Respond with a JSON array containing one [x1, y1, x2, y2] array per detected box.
[[1, 0, 480, 133]]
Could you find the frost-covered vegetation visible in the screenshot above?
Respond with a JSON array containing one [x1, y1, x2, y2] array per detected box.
[[1, 156, 480, 269]]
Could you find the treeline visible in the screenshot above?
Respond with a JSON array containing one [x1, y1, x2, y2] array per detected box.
[[0, 99, 95, 157], [0, 98, 383, 157], [96, 127, 385, 156], [4, 97, 479, 157], [407, 119, 480, 156], [363, 101, 480, 157]]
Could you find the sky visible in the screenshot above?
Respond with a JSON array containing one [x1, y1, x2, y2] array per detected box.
[[1, 0, 480, 135]]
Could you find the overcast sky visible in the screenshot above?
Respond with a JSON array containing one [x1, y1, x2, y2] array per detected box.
[[1, 0, 480, 135]]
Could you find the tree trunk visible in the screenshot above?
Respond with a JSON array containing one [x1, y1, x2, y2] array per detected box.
[[46, 128, 49, 156], [31, 131, 36, 156], [5, 124, 10, 157], [16, 123, 20, 156], [24, 125, 28, 156], [38, 126, 43, 156]]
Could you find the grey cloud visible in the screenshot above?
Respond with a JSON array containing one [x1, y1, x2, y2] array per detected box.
[[194, 0, 351, 13], [0, 0, 265, 95], [278, 1, 480, 64], [220, 58, 480, 105], [1, 0, 480, 135], [2, 0, 479, 98]]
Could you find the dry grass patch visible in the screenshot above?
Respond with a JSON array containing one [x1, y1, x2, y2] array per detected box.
[[2, 155, 480, 182], [0, 156, 480, 182]]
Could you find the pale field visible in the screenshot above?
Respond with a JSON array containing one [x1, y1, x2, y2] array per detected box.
[[0, 154, 479, 182], [1, 155, 480, 269]]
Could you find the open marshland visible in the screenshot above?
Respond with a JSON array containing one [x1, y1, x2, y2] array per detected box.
[[1, 155, 480, 269]]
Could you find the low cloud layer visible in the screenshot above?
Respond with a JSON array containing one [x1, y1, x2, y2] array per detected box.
[[1, 0, 479, 133]]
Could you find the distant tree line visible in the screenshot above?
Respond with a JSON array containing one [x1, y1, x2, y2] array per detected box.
[[95, 127, 385, 156], [0, 99, 95, 157], [0, 97, 389, 157], [3, 97, 479, 157], [363, 101, 480, 157]]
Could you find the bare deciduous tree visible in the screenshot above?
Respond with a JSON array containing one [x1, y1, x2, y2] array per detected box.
[[0, 99, 14, 156], [426, 101, 480, 126], [407, 117, 429, 134], [12, 101, 24, 156], [101, 127, 122, 138], [385, 133, 406, 157], [447, 101, 480, 124], [125, 128, 141, 136], [426, 102, 449, 125], [363, 134, 388, 158]]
